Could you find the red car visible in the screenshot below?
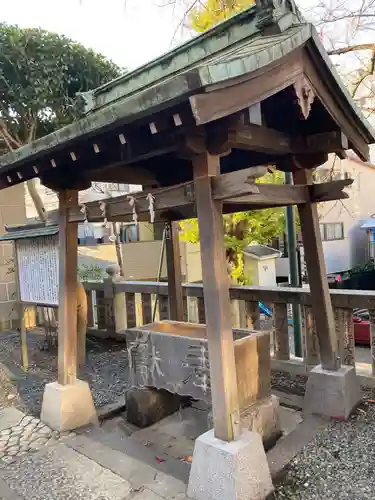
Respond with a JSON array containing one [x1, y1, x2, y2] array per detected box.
[[353, 316, 371, 345]]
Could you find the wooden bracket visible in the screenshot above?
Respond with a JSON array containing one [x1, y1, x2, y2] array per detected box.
[[310, 178, 352, 202]]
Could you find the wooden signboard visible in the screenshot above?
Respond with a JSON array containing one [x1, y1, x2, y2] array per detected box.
[[16, 235, 59, 306]]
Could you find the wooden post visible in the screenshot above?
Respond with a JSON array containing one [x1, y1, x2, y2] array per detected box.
[[193, 152, 240, 442], [58, 190, 78, 386], [20, 304, 29, 371], [293, 169, 339, 371], [14, 249, 28, 371], [165, 221, 184, 321]]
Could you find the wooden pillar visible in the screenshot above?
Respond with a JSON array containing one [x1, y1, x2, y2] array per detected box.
[[165, 221, 184, 321], [58, 190, 78, 385], [193, 152, 240, 442], [293, 169, 339, 371]]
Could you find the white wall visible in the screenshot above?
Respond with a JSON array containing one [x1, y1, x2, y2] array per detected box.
[[257, 258, 278, 287], [317, 154, 375, 273]]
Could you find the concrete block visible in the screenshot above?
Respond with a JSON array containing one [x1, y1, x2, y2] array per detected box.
[[304, 364, 361, 419], [41, 380, 97, 431], [187, 429, 273, 500], [126, 387, 180, 428], [240, 394, 281, 450]]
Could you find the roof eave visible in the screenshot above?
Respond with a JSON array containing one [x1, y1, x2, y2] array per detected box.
[[309, 29, 375, 147]]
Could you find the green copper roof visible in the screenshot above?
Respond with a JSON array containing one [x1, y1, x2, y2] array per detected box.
[[0, 225, 59, 241], [0, 3, 374, 173], [81, 5, 259, 113]]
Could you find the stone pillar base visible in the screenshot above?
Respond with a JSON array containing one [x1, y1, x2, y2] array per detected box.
[[240, 394, 281, 450], [304, 364, 361, 420], [41, 380, 97, 431], [126, 387, 180, 428], [187, 429, 273, 500]]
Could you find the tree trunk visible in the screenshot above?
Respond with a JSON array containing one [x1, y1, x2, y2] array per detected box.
[[27, 179, 47, 222]]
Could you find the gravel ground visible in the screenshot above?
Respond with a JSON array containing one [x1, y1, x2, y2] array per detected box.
[[271, 370, 307, 396], [272, 389, 375, 500], [0, 330, 128, 416]]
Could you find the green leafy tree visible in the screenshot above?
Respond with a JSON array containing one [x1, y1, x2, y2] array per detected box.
[[189, 0, 254, 32], [180, 171, 287, 283], [0, 23, 121, 220]]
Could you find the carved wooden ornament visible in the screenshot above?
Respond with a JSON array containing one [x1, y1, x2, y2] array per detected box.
[[294, 76, 315, 120]]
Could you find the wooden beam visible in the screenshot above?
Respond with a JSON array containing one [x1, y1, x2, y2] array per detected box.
[[58, 190, 79, 385], [165, 221, 184, 321], [189, 52, 303, 126], [68, 182, 195, 223], [69, 176, 351, 223], [223, 184, 308, 205], [87, 164, 158, 185], [193, 152, 240, 442], [293, 169, 339, 371], [229, 125, 350, 156], [277, 153, 329, 171], [213, 169, 350, 204], [306, 131, 348, 153], [228, 125, 295, 155], [224, 181, 350, 205]]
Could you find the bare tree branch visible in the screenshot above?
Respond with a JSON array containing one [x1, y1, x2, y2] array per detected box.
[[328, 43, 375, 55]]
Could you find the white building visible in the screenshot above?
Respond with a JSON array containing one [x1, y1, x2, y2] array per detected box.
[[316, 152, 375, 274], [24, 180, 141, 243]]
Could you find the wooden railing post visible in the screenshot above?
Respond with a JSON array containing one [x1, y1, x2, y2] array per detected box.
[[106, 265, 127, 332], [245, 301, 260, 329], [125, 292, 137, 328], [103, 275, 115, 334], [85, 289, 95, 328], [158, 294, 170, 320], [369, 309, 375, 376], [273, 303, 290, 361], [141, 293, 153, 325], [303, 305, 320, 366], [197, 296, 206, 324], [334, 307, 355, 367], [165, 221, 184, 321]]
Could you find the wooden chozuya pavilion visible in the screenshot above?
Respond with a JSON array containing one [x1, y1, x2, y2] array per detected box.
[[1, 0, 374, 498]]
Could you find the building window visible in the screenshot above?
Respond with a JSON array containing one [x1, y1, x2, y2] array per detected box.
[[320, 222, 344, 241]]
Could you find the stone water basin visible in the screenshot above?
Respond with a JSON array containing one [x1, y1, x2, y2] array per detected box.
[[126, 320, 271, 409]]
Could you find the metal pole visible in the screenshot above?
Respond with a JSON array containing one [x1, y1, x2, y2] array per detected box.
[[152, 227, 167, 322], [285, 172, 302, 357]]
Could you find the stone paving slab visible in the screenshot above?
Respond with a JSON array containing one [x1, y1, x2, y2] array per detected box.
[[0, 442, 132, 500], [0, 410, 75, 464], [64, 432, 189, 499], [0, 408, 24, 433]]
